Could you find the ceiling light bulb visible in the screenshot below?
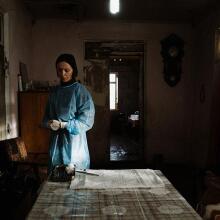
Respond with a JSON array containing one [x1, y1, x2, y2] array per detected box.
[[110, 0, 120, 14]]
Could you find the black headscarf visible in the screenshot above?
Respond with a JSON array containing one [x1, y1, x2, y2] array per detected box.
[[55, 53, 78, 77]]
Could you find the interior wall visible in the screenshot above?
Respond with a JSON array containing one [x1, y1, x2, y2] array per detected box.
[[1, 1, 219, 169], [0, 0, 32, 139], [192, 11, 220, 169], [30, 20, 194, 166]]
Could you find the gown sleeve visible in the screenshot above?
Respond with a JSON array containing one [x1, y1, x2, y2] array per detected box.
[[66, 85, 95, 135]]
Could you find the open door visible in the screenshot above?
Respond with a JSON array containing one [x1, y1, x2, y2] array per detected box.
[[83, 58, 110, 168], [84, 41, 144, 168], [109, 55, 144, 163]]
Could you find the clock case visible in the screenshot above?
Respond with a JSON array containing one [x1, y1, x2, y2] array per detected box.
[[160, 34, 184, 87]]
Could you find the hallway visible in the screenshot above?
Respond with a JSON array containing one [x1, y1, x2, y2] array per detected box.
[[110, 133, 140, 161]]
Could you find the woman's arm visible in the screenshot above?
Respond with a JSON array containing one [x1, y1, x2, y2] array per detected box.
[[65, 86, 95, 135]]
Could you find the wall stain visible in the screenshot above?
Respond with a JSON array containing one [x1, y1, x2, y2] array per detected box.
[[83, 60, 108, 93]]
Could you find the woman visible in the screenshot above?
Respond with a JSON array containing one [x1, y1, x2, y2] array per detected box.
[[42, 53, 95, 174]]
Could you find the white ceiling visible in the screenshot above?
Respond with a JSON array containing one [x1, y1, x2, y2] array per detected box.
[[23, 0, 219, 23]]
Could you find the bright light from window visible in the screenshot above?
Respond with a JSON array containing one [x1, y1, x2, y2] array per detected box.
[[110, 84, 116, 109], [109, 74, 115, 82], [110, 0, 120, 14], [109, 73, 118, 110]]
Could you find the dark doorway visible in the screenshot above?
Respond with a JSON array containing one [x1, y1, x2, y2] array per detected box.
[[109, 55, 144, 162], [84, 41, 144, 167]]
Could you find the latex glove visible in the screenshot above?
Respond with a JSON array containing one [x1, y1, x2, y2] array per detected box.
[[59, 120, 67, 129], [49, 120, 60, 131], [48, 120, 67, 130], [65, 164, 75, 175]]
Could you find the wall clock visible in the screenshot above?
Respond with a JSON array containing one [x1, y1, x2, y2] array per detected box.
[[160, 34, 184, 87]]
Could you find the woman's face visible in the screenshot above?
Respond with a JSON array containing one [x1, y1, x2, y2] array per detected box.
[[56, 61, 73, 82]]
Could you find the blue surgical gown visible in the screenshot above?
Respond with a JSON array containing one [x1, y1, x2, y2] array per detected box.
[[42, 82, 95, 173]]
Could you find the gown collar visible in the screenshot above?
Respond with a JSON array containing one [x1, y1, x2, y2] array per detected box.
[[60, 78, 76, 87]]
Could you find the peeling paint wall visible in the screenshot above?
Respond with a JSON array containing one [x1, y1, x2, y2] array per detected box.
[[83, 60, 108, 107], [83, 59, 110, 166]]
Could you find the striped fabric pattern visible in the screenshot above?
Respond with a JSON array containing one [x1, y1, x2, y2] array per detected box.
[[27, 170, 202, 220]]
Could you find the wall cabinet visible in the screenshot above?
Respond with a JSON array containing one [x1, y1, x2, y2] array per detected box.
[[19, 91, 50, 153]]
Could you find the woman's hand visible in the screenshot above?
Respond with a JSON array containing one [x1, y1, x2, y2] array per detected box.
[[48, 120, 60, 131], [48, 120, 67, 130]]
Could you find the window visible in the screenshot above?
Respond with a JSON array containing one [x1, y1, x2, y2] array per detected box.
[[109, 72, 118, 110]]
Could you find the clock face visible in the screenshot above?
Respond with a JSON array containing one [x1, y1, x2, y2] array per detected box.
[[168, 46, 178, 57]]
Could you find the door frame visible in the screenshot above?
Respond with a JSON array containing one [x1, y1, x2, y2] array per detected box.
[[84, 40, 146, 168], [108, 53, 145, 164]]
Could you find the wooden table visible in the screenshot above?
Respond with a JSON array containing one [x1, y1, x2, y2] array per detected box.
[[27, 169, 202, 220]]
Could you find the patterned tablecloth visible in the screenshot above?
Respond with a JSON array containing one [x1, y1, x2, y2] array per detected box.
[[27, 169, 202, 220]]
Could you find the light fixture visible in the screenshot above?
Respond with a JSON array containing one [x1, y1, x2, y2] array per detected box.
[[109, 0, 120, 14]]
